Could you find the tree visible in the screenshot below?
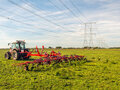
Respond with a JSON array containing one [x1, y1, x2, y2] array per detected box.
[[49, 46, 53, 49], [56, 46, 62, 49]]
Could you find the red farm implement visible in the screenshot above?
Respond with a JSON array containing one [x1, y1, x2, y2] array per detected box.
[[14, 49, 85, 71], [14, 54, 85, 71]]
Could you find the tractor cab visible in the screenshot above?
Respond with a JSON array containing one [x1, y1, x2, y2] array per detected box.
[[9, 40, 26, 52]]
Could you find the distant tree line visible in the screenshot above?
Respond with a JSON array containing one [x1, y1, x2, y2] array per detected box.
[[1, 46, 120, 50], [109, 47, 120, 49]]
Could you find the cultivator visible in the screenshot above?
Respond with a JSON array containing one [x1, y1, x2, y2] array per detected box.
[[14, 46, 85, 71], [15, 53, 85, 71]]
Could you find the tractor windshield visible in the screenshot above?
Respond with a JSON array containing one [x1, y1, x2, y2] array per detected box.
[[20, 43, 25, 50], [11, 44, 16, 49], [11, 43, 19, 49], [16, 44, 19, 49]]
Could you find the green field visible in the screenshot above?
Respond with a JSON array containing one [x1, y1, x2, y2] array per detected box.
[[0, 49, 120, 90]]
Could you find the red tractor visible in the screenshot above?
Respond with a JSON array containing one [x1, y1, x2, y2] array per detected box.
[[5, 40, 30, 60], [4, 40, 49, 60]]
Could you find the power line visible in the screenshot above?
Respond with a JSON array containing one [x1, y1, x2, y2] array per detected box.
[[24, 0, 52, 15], [0, 7, 56, 28], [25, 0, 71, 24], [0, 24, 35, 32], [24, 0, 81, 32], [0, 24, 13, 29], [0, 24, 58, 37], [22, 0, 41, 12], [9, 0, 78, 32], [48, 0, 62, 11], [22, 0, 63, 24], [0, 15, 58, 33], [24, 0, 59, 17], [0, 14, 73, 34], [0, 15, 32, 26], [8, 0, 67, 30], [48, 0, 71, 19], [69, 0, 89, 22], [0, 7, 33, 21], [58, 0, 84, 24], [47, 0, 82, 31]]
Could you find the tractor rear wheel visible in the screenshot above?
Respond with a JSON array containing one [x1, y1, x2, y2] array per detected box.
[[5, 52, 11, 59], [12, 50, 20, 60]]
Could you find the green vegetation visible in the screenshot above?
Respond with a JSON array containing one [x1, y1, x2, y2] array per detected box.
[[0, 49, 120, 90]]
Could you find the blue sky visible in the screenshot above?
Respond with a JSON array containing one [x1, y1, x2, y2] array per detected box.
[[0, 0, 120, 48]]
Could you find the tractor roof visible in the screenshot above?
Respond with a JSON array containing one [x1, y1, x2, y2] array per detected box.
[[12, 40, 26, 44]]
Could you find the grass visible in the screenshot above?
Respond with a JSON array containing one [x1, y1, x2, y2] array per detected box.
[[0, 49, 120, 90]]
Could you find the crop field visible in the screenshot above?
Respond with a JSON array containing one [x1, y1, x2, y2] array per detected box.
[[0, 49, 120, 90]]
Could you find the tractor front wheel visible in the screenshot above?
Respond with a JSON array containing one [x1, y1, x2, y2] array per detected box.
[[5, 52, 11, 59], [12, 50, 20, 60]]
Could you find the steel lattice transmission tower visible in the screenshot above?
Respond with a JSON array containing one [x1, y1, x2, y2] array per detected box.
[[83, 22, 96, 48]]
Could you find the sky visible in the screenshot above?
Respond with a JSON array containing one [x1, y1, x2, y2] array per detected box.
[[0, 0, 120, 48]]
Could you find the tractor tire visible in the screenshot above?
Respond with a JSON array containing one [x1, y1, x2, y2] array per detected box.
[[12, 50, 20, 60], [5, 52, 11, 59]]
